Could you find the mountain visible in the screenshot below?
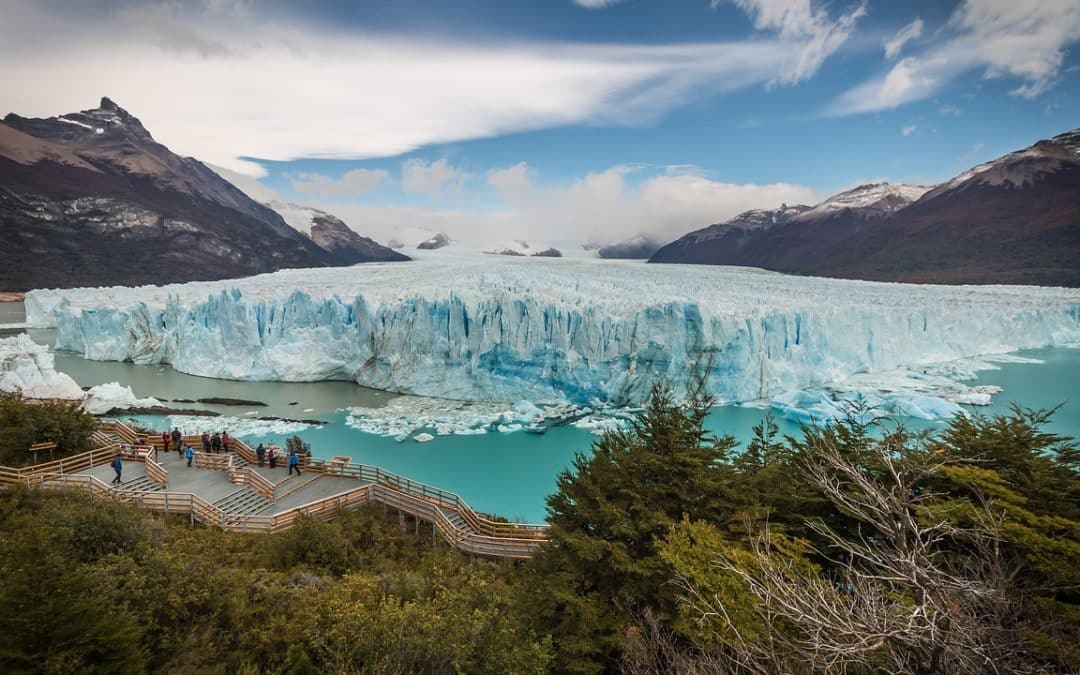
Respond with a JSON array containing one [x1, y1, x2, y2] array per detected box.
[[649, 183, 927, 268], [0, 98, 404, 291], [651, 129, 1080, 286], [597, 234, 664, 259], [265, 200, 408, 265]]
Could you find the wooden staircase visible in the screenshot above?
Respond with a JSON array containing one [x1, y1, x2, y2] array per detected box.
[[213, 486, 272, 515]]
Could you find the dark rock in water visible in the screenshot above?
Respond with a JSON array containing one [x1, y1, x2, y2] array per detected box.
[[103, 406, 220, 417], [288, 401, 299, 405], [197, 397, 267, 406], [172, 398, 195, 403], [417, 232, 450, 250], [256, 415, 327, 426], [532, 248, 563, 257]]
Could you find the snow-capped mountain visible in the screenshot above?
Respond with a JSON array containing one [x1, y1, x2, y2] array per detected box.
[[651, 128, 1080, 286], [265, 200, 409, 265], [0, 98, 405, 291], [794, 182, 931, 221]]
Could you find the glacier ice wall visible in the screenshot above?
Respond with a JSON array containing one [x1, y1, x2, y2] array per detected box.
[[25, 256, 1080, 406]]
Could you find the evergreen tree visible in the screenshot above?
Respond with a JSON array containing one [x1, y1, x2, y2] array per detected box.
[[525, 386, 738, 673]]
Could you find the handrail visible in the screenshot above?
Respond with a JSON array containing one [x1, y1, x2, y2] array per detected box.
[[2, 421, 550, 558], [242, 467, 276, 501], [194, 452, 233, 470], [144, 454, 168, 487]]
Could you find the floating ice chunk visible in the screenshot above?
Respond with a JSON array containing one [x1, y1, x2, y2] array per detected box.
[[153, 414, 315, 437], [413, 433, 434, 443], [81, 382, 161, 415], [0, 334, 83, 400]]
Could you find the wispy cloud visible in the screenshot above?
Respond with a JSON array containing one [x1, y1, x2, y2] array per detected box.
[[827, 0, 1080, 116], [883, 17, 923, 59], [718, 0, 868, 85], [402, 159, 472, 199], [327, 163, 821, 247], [573, 0, 625, 8], [291, 169, 389, 196], [1, 0, 862, 174], [901, 124, 918, 136]]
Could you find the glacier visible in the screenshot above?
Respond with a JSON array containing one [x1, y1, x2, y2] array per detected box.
[[24, 251, 1080, 415], [0, 334, 83, 399]]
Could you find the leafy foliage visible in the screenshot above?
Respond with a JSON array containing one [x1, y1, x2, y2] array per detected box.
[[0, 392, 97, 466]]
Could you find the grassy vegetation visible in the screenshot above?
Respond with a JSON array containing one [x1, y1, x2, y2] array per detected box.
[[0, 390, 1076, 673]]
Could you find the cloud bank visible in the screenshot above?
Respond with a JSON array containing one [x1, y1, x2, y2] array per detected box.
[[1, 0, 862, 175], [829, 0, 1080, 115]]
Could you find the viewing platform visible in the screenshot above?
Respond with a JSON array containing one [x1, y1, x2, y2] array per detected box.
[[1, 421, 548, 560]]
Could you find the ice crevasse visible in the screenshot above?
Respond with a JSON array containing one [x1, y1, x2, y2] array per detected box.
[[24, 258, 1080, 406]]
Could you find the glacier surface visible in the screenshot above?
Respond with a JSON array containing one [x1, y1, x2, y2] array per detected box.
[[25, 251, 1080, 414]]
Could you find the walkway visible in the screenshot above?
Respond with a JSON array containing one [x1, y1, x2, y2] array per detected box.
[[4, 421, 547, 560]]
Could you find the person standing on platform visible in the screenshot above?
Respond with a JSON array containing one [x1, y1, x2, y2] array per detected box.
[[111, 452, 123, 485], [171, 427, 182, 457], [268, 446, 277, 469], [287, 450, 301, 476], [201, 431, 211, 454], [222, 431, 230, 454], [256, 443, 265, 467], [211, 432, 221, 454], [185, 445, 195, 467], [161, 431, 170, 456]]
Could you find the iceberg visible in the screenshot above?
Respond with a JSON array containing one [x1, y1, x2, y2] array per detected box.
[[0, 334, 83, 399], [24, 254, 1080, 409], [81, 382, 162, 415]]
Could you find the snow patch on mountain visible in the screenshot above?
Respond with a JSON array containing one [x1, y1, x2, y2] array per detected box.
[[797, 182, 932, 219]]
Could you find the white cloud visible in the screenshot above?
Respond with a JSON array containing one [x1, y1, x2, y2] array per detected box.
[[292, 168, 389, 196], [883, 17, 923, 59], [828, 0, 1080, 115], [721, 0, 868, 85], [573, 0, 625, 8], [901, 124, 917, 136], [326, 165, 820, 248], [402, 159, 471, 198], [487, 162, 534, 204], [0, 0, 861, 174]]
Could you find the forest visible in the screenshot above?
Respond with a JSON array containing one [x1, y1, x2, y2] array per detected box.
[[0, 390, 1077, 674]]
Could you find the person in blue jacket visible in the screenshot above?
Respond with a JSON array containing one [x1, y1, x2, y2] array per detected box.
[[111, 452, 122, 485], [185, 445, 195, 467], [288, 450, 301, 476]]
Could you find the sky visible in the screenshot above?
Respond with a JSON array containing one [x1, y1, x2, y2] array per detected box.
[[2, 0, 1078, 247]]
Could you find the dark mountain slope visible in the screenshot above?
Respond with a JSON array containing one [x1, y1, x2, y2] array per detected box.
[[0, 98, 404, 291]]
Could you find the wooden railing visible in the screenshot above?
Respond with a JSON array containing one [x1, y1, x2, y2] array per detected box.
[[144, 455, 168, 487], [194, 452, 233, 470], [3, 419, 550, 559], [228, 466, 276, 501]]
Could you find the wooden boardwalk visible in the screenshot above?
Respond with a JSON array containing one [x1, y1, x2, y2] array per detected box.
[[1, 421, 548, 560]]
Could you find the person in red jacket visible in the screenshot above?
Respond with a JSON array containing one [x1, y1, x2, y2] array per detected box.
[[221, 431, 230, 453]]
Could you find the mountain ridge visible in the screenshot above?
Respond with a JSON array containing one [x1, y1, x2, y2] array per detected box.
[[650, 128, 1080, 286]]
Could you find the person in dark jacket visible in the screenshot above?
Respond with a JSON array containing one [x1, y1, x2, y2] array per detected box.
[[171, 427, 182, 456], [256, 443, 265, 467], [211, 432, 221, 453], [201, 432, 211, 454], [111, 452, 123, 485], [268, 446, 277, 469]]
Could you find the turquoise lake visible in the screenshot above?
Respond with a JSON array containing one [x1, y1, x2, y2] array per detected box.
[[93, 347, 1079, 523], [4, 299, 1076, 523]]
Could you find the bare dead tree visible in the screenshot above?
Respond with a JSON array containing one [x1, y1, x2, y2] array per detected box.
[[673, 435, 1046, 674]]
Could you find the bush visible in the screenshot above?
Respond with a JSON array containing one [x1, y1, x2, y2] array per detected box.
[[0, 392, 97, 467]]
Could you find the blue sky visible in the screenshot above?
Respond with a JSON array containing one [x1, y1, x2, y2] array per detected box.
[[2, 0, 1078, 245]]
